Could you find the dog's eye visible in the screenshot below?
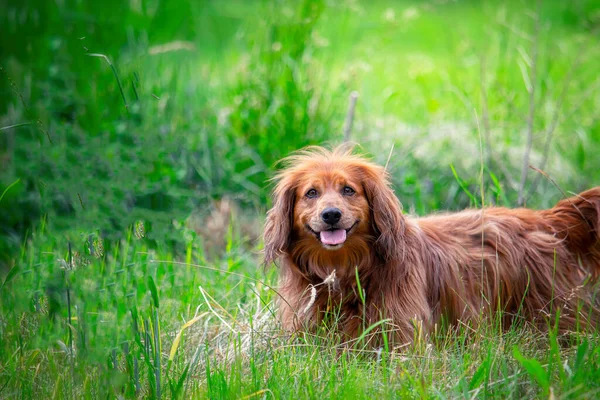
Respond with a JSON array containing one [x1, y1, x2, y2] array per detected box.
[[342, 186, 355, 196], [305, 189, 318, 198]]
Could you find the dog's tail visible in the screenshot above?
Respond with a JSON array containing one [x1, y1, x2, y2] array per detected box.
[[542, 187, 600, 280]]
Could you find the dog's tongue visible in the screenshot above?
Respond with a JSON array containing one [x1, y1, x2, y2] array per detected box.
[[320, 229, 347, 246]]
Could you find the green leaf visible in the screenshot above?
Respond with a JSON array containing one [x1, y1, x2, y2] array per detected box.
[[469, 357, 490, 390], [513, 346, 549, 393], [169, 364, 190, 399], [576, 140, 585, 169], [1, 265, 20, 289], [488, 169, 509, 205], [573, 340, 589, 376], [354, 266, 366, 305], [450, 164, 478, 206], [148, 276, 160, 308], [0, 178, 21, 204], [355, 319, 392, 346]]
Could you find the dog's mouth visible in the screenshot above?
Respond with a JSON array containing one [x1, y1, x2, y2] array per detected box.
[[306, 221, 359, 249]]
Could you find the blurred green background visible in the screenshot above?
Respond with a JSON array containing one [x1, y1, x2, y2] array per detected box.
[[2, 0, 600, 397]]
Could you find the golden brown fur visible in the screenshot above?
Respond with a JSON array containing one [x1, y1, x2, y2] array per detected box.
[[264, 146, 600, 346]]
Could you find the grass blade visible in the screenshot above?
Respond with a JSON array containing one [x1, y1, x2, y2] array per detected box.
[[0, 178, 20, 204], [148, 276, 160, 309], [513, 346, 549, 395]]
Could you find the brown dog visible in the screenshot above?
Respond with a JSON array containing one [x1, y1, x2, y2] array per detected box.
[[264, 146, 600, 346]]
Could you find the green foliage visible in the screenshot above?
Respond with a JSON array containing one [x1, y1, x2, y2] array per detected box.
[[227, 0, 343, 170]]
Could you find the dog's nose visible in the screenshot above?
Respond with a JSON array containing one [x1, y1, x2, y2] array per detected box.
[[321, 207, 342, 225]]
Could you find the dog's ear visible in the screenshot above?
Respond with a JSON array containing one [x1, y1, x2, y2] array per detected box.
[[362, 165, 406, 262], [263, 180, 296, 266]]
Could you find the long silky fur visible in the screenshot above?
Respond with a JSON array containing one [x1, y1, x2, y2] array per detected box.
[[264, 146, 600, 346]]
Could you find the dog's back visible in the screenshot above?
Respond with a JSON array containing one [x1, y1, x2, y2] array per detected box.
[[415, 187, 600, 331]]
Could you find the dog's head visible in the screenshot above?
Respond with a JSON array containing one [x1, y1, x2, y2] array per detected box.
[[264, 146, 405, 266]]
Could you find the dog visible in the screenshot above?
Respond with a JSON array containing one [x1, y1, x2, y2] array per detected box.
[[264, 146, 600, 346]]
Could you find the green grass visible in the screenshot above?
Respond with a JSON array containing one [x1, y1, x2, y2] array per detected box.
[[2, 0, 600, 398], [3, 226, 600, 398]]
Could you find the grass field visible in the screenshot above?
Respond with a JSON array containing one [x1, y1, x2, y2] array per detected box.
[[2, 0, 600, 398]]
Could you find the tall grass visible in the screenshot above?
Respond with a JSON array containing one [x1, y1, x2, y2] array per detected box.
[[3, 223, 600, 398]]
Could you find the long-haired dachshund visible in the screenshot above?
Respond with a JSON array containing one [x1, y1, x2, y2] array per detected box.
[[264, 146, 600, 346]]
